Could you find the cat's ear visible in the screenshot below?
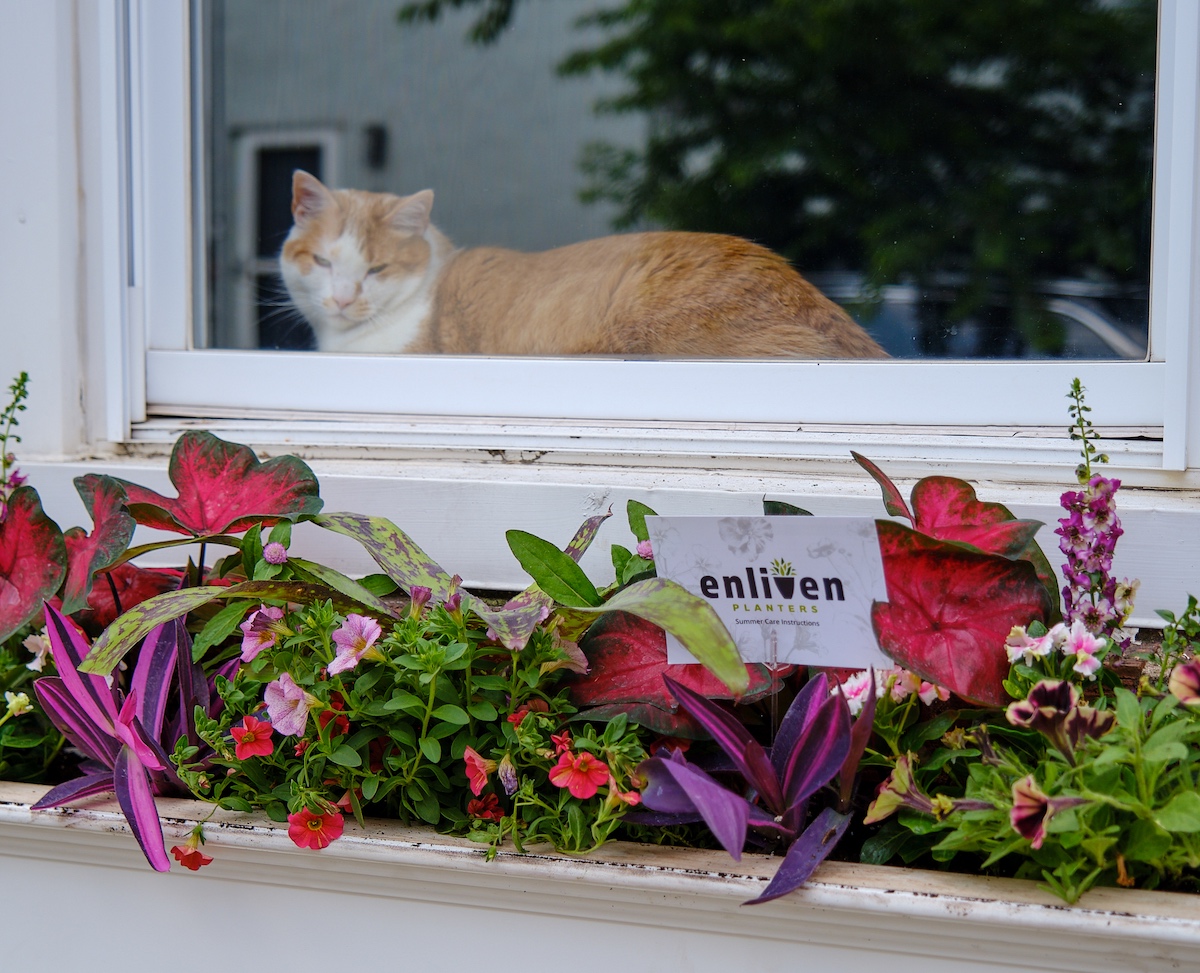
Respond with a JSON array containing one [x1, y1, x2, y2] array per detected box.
[[388, 190, 434, 236], [292, 170, 335, 226]]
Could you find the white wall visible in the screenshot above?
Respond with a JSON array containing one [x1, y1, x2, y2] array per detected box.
[[0, 1, 85, 459]]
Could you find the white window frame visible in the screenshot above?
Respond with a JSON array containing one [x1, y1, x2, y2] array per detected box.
[[97, 0, 1200, 473]]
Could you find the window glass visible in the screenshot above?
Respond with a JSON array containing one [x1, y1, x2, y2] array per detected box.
[[196, 0, 1156, 361]]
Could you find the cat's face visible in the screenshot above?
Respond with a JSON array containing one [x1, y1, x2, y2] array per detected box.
[[281, 171, 436, 340]]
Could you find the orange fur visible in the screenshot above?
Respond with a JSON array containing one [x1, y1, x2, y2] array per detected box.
[[281, 171, 886, 358]]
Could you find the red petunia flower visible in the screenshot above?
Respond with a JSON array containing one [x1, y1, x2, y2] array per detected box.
[[316, 691, 350, 738], [463, 746, 498, 796], [170, 844, 213, 871], [507, 698, 550, 726], [548, 750, 610, 799], [170, 824, 213, 870], [467, 793, 505, 822], [550, 730, 573, 754], [232, 714, 274, 760], [287, 807, 345, 850]]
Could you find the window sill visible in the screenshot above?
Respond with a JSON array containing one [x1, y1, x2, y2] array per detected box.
[[2, 781, 1196, 972]]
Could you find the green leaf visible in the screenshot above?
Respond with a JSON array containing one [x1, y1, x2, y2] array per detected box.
[[578, 577, 749, 696], [358, 573, 399, 597], [329, 745, 362, 768], [242, 522, 265, 579], [267, 520, 292, 547], [414, 791, 440, 824], [1155, 791, 1200, 833], [1143, 742, 1188, 765], [1114, 687, 1142, 731], [288, 557, 401, 618], [611, 544, 633, 579], [626, 500, 657, 543], [1124, 818, 1171, 862], [360, 775, 380, 802], [385, 691, 425, 713], [419, 736, 442, 762], [353, 669, 383, 694], [467, 700, 497, 721], [219, 796, 253, 813], [762, 500, 813, 516], [431, 704, 470, 725], [313, 511, 458, 598], [506, 530, 603, 608], [191, 600, 252, 662]]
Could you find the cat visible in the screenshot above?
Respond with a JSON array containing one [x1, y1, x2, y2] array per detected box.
[[280, 170, 886, 358]]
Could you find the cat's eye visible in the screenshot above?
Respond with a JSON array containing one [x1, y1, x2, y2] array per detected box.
[[367, 264, 388, 275], [312, 255, 331, 268]]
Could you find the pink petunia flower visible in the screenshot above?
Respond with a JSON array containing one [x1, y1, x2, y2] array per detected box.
[[463, 746, 498, 796], [264, 672, 314, 737], [548, 750, 610, 799], [287, 808, 344, 850], [917, 680, 950, 706], [328, 613, 384, 675], [232, 714, 274, 760], [240, 605, 286, 662], [834, 670, 873, 716], [635, 540, 654, 560], [606, 773, 642, 807]]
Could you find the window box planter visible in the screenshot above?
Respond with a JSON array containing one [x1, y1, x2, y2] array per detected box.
[[3, 780, 1196, 973]]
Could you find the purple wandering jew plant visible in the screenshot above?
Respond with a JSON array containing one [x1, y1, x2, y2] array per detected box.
[[634, 672, 875, 904]]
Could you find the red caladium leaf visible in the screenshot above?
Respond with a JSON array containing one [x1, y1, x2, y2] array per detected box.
[[855, 456, 1060, 620], [871, 520, 1053, 707], [572, 611, 786, 737], [852, 451, 914, 523], [910, 476, 1043, 556], [0, 486, 66, 641], [909, 476, 1060, 618], [60, 475, 137, 614], [118, 431, 322, 536]]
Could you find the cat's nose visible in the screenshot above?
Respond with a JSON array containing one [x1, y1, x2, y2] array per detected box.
[[331, 282, 360, 309]]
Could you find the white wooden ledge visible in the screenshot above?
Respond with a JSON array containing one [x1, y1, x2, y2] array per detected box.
[[2, 781, 1197, 973]]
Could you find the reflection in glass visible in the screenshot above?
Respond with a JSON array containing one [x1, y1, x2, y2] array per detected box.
[[196, 0, 1156, 359]]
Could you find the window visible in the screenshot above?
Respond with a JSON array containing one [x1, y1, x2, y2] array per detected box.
[[113, 1, 1199, 472]]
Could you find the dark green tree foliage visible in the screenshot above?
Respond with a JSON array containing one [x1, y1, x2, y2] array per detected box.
[[401, 0, 1155, 354]]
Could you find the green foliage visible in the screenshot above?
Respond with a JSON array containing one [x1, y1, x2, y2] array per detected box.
[[900, 683, 1200, 903], [0, 629, 66, 784], [174, 598, 648, 855]]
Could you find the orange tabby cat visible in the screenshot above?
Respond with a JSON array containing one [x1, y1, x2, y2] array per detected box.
[[281, 171, 885, 358]]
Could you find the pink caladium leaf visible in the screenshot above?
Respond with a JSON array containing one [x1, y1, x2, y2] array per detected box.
[[0, 486, 66, 641], [117, 431, 322, 536], [571, 611, 785, 736], [60, 475, 137, 614], [871, 520, 1053, 707]]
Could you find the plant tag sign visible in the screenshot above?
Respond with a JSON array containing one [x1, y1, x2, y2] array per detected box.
[[646, 515, 892, 668]]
